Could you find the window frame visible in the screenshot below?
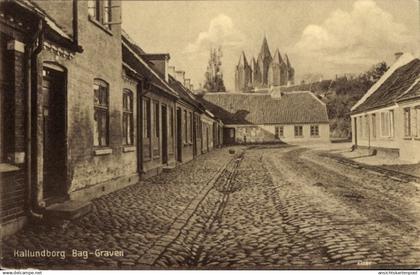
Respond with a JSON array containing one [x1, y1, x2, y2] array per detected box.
[[310, 125, 319, 137], [274, 126, 284, 139], [371, 114, 376, 139], [93, 79, 110, 148], [88, 0, 112, 30], [404, 107, 411, 137], [294, 125, 303, 137], [122, 89, 134, 146]]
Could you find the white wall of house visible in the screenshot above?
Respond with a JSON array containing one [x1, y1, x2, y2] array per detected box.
[[398, 100, 420, 163], [228, 123, 330, 144], [351, 99, 420, 163]]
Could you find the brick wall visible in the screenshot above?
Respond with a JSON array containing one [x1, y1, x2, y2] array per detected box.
[[0, 35, 28, 223]]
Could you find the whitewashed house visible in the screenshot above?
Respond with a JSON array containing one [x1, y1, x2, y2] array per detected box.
[[350, 53, 420, 163]]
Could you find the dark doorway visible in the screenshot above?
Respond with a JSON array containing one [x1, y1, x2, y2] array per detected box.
[[42, 67, 67, 199], [176, 107, 182, 162], [161, 105, 168, 164], [192, 115, 197, 157]]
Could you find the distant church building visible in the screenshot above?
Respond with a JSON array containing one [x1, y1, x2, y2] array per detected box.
[[235, 37, 295, 92]]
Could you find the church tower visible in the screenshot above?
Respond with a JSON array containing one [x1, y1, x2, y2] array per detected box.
[[256, 36, 272, 87], [268, 49, 288, 86], [285, 54, 295, 85], [250, 57, 260, 89], [235, 51, 252, 92]]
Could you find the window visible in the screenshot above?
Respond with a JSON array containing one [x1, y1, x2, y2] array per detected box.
[[143, 97, 151, 138], [380, 112, 390, 137], [229, 128, 234, 138], [122, 90, 133, 145], [274, 126, 283, 139], [154, 101, 159, 138], [88, 0, 112, 28], [390, 110, 395, 137], [93, 79, 109, 147], [189, 112, 193, 143], [415, 107, 420, 138], [371, 114, 376, 138], [310, 125, 319, 137], [404, 108, 411, 137], [294, 125, 303, 137], [88, 0, 99, 21], [364, 115, 369, 138]]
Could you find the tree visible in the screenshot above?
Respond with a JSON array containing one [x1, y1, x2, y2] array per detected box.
[[203, 47, 226, 93]]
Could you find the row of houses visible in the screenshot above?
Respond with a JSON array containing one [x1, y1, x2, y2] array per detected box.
[[0, 0, 223, 236]]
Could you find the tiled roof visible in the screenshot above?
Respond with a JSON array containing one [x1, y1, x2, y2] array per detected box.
[[198, 92, 329, 125], [122, 43, 177, 98], [168, 76, 202, 110], [352, 58, 420, 114]]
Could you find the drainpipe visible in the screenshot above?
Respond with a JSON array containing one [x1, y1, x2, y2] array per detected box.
[[26, 18, 44, 219], [72, 0, 79, 47]]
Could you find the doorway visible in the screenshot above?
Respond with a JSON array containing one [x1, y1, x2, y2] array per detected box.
[[42, 67, 67, 200], [161, 105, 168, 164], [176, 107, 182, 162]]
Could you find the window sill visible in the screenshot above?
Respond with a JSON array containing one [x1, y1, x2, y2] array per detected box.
[[414, 137, 420, 141], [0, 163, 20, 173], [122, 146, 136, 153], [88, 16, 113, 36], [403, 137, 412, 140], [153, 155, 160, 160], [310, 135, 320, 138], [294, 136, 304, 138], [94, 148, 113, 156]]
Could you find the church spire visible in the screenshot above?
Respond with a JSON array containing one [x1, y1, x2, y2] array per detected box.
[[272, 49, 284, 64], [258, 35, 272, 60], [284, 53, 291, 67], [237, 51, 248, 66]]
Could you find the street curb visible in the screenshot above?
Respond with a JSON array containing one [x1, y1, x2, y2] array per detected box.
[[137, 154, 234, 266]]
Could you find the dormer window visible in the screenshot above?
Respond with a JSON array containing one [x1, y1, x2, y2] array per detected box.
[[88, 0, 112, 29]]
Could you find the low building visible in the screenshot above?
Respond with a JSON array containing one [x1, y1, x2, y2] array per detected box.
[[199, 91, 330, 144], [350, 53, 420, 163]]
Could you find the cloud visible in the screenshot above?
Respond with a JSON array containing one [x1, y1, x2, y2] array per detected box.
[[184, 14, 245, 54], [293, 0, 416, 66]]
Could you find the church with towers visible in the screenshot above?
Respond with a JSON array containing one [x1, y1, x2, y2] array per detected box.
[[235, 37, 295, 92]]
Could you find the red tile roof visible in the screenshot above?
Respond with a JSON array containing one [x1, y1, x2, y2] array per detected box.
[[198, 92, 329, 125]]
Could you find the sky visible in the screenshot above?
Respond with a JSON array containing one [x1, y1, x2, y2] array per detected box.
[[122, 0, 419, 91]]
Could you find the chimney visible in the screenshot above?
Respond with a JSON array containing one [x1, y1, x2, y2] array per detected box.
[[189, 83, 194, 91], [142, 53, 170, 82], [168, 66, 176, 77], [394, 52, 403, 62], [184, 78, 191, 89], [175, 70, 185, 84]]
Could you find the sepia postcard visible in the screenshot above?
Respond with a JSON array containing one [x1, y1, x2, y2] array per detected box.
[[0, 0, 420, 273]]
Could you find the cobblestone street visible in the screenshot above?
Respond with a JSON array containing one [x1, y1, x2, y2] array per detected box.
[[2, 145, 420, 269]]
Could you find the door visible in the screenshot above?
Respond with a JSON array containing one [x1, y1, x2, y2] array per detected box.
[[161, 105, 168, 164], [42, 67, 66, 199], [176, 107, 182, 161], [192, 115, 197, 157]]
